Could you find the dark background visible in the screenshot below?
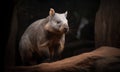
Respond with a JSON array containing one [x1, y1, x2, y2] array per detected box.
[[1, 0, 120, 72]]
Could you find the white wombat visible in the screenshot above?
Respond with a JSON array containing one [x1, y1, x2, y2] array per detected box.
[[19, 8, 69, 65]]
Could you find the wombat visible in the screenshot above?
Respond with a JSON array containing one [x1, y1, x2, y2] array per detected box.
[[19, 8, 69, 65]]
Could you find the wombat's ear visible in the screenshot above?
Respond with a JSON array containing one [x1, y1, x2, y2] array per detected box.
[[65, 11, 68, 17], [49, 8, 55, 16]]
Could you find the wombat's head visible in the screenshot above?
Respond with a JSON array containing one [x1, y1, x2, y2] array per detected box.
[[45, 8, 69, 35]]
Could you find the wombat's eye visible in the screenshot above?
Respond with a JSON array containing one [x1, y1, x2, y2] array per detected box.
[[56, 21, 61, 24]]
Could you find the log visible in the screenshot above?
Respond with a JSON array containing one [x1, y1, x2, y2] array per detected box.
[[10, 46, 120, 72]]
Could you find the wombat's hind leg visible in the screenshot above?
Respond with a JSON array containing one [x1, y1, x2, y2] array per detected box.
[[33, 48, 50, 64], [22, 51, 37, 66]]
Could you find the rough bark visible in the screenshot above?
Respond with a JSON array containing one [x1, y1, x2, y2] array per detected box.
[[95, 0, 120, 47], [4, 7, 18, 72]]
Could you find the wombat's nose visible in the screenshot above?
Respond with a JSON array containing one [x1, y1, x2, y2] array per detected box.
[[63, 27, 69, 33]]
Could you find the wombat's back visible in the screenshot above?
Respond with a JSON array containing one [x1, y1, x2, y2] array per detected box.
[[19, 17, 50, 65], [19, 17, 49, 49]]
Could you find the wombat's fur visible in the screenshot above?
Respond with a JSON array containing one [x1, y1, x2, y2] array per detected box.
[[19, 8, 69, 65]]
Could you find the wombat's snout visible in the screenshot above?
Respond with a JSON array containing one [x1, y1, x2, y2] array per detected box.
[[59, 23, 69, 34], [62, 23, 69, 33], [63, 27, 69, 33]]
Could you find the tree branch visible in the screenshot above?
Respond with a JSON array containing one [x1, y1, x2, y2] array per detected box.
[[11, 46, 120, 72]]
